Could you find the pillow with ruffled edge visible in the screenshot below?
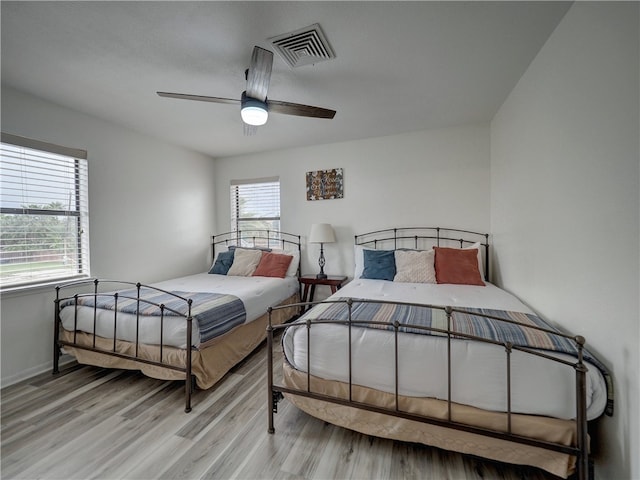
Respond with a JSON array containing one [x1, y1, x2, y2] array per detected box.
[[434, 247, 485, 286], [227, 248, 263, 276], [253, 252, 294, 278], [209, 249, 235, 275], [362, 249, 396, 281], [394, 249, 436, 283]]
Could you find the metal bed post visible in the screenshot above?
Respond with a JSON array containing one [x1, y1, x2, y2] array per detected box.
[[92, 279, 99, 349], [505, 342, 513, 433], [445, 306, 452, 422], [394, 320, 399, 411], [135, 282, 141, 357], [348, 298, 353, 402], [575, 335, 589, 480], [306, 318, 311, 392], [53, 287, 61, 374], [483, 233, 490, 281], [73, 294, 79, 344], [267, 307, 275, 433], [159, 304, 164, 363], [113, 293, 119, 352], [185, 299, 193, 413]]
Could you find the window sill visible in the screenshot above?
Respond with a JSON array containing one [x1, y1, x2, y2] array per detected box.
[[1, 275, 90, 298]]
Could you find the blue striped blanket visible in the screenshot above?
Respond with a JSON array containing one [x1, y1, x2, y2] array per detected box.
[[304, 299, 613, 416], [63, 288, 246, 346]]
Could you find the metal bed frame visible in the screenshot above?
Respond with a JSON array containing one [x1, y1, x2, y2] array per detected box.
[[266, 227, 594, 480], [53, 230, 301, 413]]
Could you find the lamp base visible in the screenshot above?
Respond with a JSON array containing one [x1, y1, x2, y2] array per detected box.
[[316, 273, 328, 279]]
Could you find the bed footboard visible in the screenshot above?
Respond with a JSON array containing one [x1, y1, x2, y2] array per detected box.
[[53, 278, 195, 413], [266, 299, 594, 480]]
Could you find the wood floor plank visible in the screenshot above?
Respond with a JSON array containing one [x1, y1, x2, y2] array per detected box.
[[280, 409, 336, 478], [229, 401, 302, 479], [4, 412, 129, 479], [157, 378, 268, 479], [1, 340, 557, 480]]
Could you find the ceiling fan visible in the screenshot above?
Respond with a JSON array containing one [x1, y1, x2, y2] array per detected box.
[[157, 46, 336, 135]]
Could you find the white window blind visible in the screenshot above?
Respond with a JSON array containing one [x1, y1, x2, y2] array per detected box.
[[1, 133, 90, 289], [230, 177, 280, 238]]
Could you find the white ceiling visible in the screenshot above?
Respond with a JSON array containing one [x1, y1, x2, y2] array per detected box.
[[1, 1, 571, 159]]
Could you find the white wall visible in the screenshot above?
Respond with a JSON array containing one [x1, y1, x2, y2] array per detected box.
[[1, 87, 217, 386], [214, 124, 491, 295], [491, 3, 639, 479]]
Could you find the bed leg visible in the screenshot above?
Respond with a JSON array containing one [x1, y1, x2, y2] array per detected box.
[[185, 314, 193, 413], [272, 391, 283, 413], [184, 375, 194, 413], [267, 320, 275, 434], [53, 296, 61, 375], [269, 390, 283, 434], [53, 348, 60, 375], [588, 458, 594, 480]]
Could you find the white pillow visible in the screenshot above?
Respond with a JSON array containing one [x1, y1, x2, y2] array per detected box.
[[227, 248, 263, 276], [394, 249, 436, 283], [464, 242, 485, 280], [271, 248, 300, 277]]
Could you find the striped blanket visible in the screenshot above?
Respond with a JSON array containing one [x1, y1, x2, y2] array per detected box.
[[63, 287, 246, 346], [305, 299, 613, 416]]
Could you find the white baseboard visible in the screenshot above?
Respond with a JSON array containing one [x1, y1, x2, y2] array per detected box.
[[1, 355, 76, 389]]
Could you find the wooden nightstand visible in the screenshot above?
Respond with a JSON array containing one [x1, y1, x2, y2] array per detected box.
[[299, 275, 348, 313]]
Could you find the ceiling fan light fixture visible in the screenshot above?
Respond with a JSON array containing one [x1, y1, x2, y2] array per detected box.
[[241, 92, 268, 126]]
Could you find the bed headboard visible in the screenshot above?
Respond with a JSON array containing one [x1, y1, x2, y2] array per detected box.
[[212, 230, 301, 253], [355, 227, 490, 281], [212, 230, 302, 275]]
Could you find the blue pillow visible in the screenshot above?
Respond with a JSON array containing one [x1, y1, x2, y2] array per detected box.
[[209, 250, 235, 275], [362, 249, 396, 281]]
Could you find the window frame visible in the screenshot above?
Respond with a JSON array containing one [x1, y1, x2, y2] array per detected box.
[[1, 132, 90, 291], [230, 176, 281, 235]]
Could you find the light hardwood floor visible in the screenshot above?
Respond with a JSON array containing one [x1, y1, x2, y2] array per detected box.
[[1, 338, 557, 480]]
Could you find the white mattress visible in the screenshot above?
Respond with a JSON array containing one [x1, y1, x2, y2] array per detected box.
[[60, 273, 299, 349], [283, 279, 607, 420]]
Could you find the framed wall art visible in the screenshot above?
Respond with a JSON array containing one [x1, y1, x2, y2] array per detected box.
[[306, 168, 344, 201]]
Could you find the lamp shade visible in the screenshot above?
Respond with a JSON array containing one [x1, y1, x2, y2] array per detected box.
[[308, 223, 336, 244]]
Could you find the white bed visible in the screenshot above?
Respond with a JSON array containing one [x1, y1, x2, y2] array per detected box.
[[283, 278, 608, 421], [55, 230, 302, 412], [62, 273, 298, 349], [269, 227, 611, 480]]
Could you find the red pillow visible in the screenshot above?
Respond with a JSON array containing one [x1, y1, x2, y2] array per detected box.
[[434, 247, 485, 286], [252, 252, 293, 278]]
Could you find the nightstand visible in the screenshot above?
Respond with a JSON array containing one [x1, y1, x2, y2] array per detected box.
[[299, 275, 348, 313]]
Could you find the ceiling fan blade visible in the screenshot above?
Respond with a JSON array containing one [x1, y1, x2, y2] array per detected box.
[[267, 99, 336, 119], [245, 46, 273, 102], [157, 91, 240, 105]]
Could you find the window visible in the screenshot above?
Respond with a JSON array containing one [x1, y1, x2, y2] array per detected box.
[[230, 177, 280, 236], [0, 133, 90, 289]]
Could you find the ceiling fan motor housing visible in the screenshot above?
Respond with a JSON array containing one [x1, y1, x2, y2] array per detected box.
[[240, 91, 269, 126]]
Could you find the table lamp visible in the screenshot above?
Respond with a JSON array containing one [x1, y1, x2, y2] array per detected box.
[[308, 223, 336, 279]]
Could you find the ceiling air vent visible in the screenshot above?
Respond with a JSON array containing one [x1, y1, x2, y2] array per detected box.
[[269, 24, 335, 68]]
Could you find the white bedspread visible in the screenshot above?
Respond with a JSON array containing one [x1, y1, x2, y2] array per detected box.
[[283, 279, 607, 420], [60, 273, 298, 349]]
